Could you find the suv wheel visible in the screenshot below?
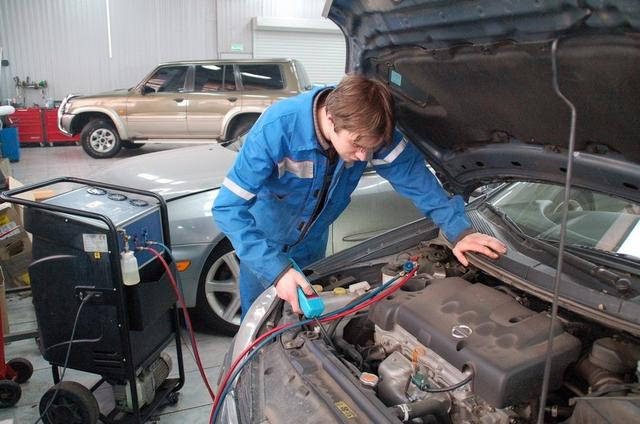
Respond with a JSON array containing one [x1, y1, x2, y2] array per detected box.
[[80, 120, 121, 158], [194, 240, 241, 335], [225, 115, 259, 141]]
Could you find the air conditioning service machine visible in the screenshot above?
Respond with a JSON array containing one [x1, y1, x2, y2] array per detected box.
[[1, 177, 186, 424]]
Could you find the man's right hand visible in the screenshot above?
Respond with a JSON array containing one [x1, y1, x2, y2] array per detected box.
[[275, 268, 315, 314]]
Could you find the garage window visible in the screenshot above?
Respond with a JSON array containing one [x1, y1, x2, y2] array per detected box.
[[238, 64, 284, 90], [194, 65, 237, 92]]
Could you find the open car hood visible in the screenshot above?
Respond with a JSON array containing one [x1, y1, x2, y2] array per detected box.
[[325, 0, 640, 202]]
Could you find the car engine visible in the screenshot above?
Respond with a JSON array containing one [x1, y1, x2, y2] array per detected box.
[[325, 243, 640, 423]]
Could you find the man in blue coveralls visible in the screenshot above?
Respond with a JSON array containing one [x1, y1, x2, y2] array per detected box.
[[214, 74, 507, 317]]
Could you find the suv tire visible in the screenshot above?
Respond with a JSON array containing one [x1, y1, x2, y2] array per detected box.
[[225, 114, 259, 141], [81, 119, 122, 159]]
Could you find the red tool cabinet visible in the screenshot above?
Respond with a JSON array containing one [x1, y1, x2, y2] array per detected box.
[[43, 109, 80, 144], [8, 108, 79, 146], [8, 108, 43, 145]]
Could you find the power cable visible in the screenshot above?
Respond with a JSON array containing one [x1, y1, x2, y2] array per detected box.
[[412, 372, 473, 393], [36, 293, 95, 424]]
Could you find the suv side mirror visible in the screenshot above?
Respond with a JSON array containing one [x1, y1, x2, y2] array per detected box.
[[138, 85, 153, 96]]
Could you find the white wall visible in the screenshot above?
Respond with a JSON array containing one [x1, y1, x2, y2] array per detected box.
[[0, 0, 330, 106]]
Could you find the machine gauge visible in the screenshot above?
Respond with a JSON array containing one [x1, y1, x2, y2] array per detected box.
[[86, 187, 107, 196], [108, 193, 128, 201], [129, 199, 149, 207]]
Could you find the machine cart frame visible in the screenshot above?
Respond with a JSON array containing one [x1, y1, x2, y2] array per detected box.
[[1, 177, 186, 424]]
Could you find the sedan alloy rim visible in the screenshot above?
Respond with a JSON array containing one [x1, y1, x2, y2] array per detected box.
[[204, 251, 241, 325]]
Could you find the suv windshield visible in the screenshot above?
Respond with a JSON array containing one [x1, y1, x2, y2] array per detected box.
[[489, 182, 640, 259]]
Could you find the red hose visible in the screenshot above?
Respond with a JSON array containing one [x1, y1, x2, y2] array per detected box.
[[143, 247, 217, 403], [209, 266, 418, 421]]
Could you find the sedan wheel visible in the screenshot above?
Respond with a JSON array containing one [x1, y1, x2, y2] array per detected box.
[[195, 240, 241, 335]]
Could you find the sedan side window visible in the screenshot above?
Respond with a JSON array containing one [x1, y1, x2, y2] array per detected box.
[[143, 66, 188, 94], [238, 64, 284, 90], [194, 65, 237, 92]]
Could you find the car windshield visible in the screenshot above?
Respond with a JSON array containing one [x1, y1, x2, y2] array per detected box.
[[488, 182, 640, 260]]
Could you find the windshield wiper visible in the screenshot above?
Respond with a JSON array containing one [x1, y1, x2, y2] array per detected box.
[[564, 244, 640, 263], [483, 204, 632, 294], [484, 203, 527, 235]]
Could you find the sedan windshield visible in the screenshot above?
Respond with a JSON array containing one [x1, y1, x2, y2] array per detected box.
[[488, 182, 640, 260]]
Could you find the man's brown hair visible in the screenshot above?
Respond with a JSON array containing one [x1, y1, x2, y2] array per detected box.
[[323, 73, 395, 147]]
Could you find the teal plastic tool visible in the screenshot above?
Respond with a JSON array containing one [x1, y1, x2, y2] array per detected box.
[[291, 259, 325, 318]]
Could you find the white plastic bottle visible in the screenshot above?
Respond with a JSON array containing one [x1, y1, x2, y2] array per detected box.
[[121, 250, 140, 286]]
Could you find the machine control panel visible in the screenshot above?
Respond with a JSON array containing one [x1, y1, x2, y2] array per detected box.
[[44, 186, 165, 266]]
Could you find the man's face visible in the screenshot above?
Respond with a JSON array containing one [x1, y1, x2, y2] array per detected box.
[[327, 115, 382, 162]]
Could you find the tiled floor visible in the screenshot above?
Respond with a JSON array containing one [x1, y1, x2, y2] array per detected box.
[[1, 143, 231, 423]]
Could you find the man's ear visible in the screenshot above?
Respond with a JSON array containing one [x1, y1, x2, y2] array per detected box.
[[326, 111, 335, 128]]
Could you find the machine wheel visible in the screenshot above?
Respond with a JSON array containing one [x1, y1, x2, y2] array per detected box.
[[194, 239, 242, 336], [8, 358, 33, 384], [80, 119, 121, 159], [121, 140, 145, 149], [39, 381, 99, 424], [166, 391, 180, 406], [0, 380, 21, 408]]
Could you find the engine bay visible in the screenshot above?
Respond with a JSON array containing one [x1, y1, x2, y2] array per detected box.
[[284, 242, 640, 424]]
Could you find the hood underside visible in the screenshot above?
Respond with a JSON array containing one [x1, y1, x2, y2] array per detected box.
[[326, 0, 640, 202]]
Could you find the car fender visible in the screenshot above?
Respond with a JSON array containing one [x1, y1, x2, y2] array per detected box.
[[71, 106, 130, 140], [167, 190, 230, 307], [221, 107, 264, 139]]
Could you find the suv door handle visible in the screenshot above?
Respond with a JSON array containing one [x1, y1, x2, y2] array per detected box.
[[227, 97, 237, 103], [173, 98, 184, 103]]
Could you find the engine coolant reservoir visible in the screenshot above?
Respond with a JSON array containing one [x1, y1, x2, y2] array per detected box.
[[320, 287, 359, 314], [121, 250, 140, 286]]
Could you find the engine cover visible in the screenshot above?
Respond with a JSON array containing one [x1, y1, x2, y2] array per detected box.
[[370, 277, 581, 408]]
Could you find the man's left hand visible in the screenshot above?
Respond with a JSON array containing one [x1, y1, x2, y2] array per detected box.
[[452, 232, 507, 267]]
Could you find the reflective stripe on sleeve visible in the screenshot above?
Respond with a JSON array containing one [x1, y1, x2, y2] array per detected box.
[[371, 137, 408, 166], [222, 177, 255, 201]]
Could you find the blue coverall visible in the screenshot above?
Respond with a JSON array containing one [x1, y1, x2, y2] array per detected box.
[[213, 86, 472, 316]]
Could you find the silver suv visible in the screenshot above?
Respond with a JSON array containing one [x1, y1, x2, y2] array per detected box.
[[58, 58, 311, 158]]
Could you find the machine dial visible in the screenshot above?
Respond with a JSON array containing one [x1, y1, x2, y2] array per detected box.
[[86, 187, 107, 196], [107, 193, 127, 201], [129, 199, 149, 207]]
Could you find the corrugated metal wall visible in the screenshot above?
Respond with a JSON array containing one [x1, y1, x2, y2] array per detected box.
[[0, 0, 327, 104], [0, 0, 217, 104], [216, 0, 326, 58]]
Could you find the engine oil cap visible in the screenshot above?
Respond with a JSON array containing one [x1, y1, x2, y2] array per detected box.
[[333, 287, 348, 295], [359, 372, 379, 388]]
